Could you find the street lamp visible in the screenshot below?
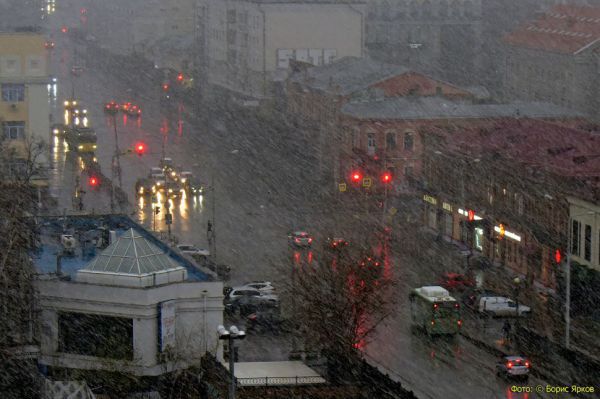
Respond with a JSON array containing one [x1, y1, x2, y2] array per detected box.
[[218, 324, 246, 399]]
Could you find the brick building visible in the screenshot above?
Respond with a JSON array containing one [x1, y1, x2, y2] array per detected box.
[[286, 56, 476, 188], [338, 98, 581, 199], [503, 4, 600, 121], [420, 118, 599, 289]]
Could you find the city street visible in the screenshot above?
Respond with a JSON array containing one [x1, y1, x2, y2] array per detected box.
[[46, 17, 573, 399]]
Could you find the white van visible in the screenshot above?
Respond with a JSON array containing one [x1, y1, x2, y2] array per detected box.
[[478, 296, 530, 317]]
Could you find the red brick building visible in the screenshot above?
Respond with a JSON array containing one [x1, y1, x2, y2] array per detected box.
[[420, 118, 599, 289], [338, 98, 582, 197]]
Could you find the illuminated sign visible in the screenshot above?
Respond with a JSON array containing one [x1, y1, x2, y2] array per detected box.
[[493, 225, 521, 242], [423, 195, 437, 205], [362, 177, 372, 188], [458, 208, 482, 220], [338, 183, 347, 192], [442, 202, 453, 212]]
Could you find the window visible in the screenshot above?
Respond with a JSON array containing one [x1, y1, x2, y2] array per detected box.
[[367, 133, 376, 155], [571, 220, 580, 256], [58, 312, 133, 360], [8, 160, 27, 177], [3, 121, 25, 139], [1, 84, 25, 102], [351, 127, 360, 150], [404, 132, 414, 151], [386, 132, 396, 150], [584, 224, 592, 261]]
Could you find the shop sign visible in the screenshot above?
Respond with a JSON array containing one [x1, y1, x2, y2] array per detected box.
[[423, 195, 437, 205], [442, 202, 453, 212], [338, 183, 347, 192], [493, 225, 521, 242], [363, 177, 372, 188]]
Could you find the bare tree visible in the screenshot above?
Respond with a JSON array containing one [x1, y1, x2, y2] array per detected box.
[[282, 240, 397, 380]]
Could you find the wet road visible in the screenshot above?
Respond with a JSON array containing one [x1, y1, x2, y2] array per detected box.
[[45, 15, 570, 399]]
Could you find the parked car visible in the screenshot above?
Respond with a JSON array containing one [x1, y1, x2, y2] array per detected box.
[[478, 296, 531, 317], [438, 272, 476, 291], [224, 290, 279, 316], [327, 237, 349, 249], [496, 355, 530, 379], [288, 231, 313, 247], [104, 100, 119, 115], [242, 281, 275, 293], [176, 244, 210, 257]]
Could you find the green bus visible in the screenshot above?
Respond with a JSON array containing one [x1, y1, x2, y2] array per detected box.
[[409, 286, 461, 335]]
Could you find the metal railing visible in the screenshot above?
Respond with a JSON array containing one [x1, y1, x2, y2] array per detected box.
[[236, 376, 326, 387]]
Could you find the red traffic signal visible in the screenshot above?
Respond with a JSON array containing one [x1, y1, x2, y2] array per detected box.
[[89, 176, 99, 187], [554, 249, 562, 264], [162, 83, 170, 91], [351, 171, 362, 183], [468, 209, 475, 222], [381, 171, 392, 184], [134, 142, 146, 156], [177, 73, 184, 82], [61, 26, 68, 33]]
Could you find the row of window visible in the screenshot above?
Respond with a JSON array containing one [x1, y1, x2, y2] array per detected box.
[[1, 84, 25, 102], [572, 220, 600, 264], [349, 130, 414, 152]]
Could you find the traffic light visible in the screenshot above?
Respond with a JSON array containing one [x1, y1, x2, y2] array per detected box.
[[134, 142, 146, 156], [154, 206, 161, 215], [381, 171, 392, 184], [554, 249, 562, 264], [61, 26, 68, 33], [351, 170, 362, 184], [89, 176, 99, 187], [177, 73, 184, 83], [162, 83, 169, 91]]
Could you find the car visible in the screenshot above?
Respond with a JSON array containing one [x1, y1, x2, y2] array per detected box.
[[121, 102, 132, 113], [438, 272, 476, 291], [104, 100, 119, 115], [478, 296, 531, 317], [150, 167, 165, 181], [176, 244, 210, 257], [44, 40, 55, 49], [128, 104, 142, 117], [71, 65, 84, 76], [51, 123, 66, 137], [496, 355, 530, 379], [328, 237, 349, 249], [242, 281, 275, 293], [159, 157, 175, 172], [288, 231, 313, 247]]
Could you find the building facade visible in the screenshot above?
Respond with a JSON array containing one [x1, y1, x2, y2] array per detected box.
[[365, 0, 483, 85], [0, 31, 50, 185], [503, 4, 600, 121], [419, 118, 599, 289], [198, 0, 366, 100]]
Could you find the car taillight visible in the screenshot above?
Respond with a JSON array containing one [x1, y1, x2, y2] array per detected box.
[[525, 360, 530, 368], [431, 320, 435, 326], [295, 238, 300, 242], [455, 303, 460, 309], [457, 320, 462, 327], [507, 362, 513, 369], [308, 238, 313, 243]]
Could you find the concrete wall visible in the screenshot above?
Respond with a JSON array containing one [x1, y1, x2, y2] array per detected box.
[[35, 279, 223, 376]]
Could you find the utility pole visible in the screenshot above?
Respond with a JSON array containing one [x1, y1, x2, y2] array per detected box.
[[211, 174, 217, 263]]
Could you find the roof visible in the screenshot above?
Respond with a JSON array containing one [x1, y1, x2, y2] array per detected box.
[[341, 97, 582, 120], [504, 5, 600, 54], [225, 361, 326, 386], [289, 56, 409, 95], [435, 119, 600, 179], [81, 228, 180, 275]]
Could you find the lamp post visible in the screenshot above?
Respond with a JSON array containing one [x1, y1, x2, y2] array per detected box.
[[218, 325, 246, 399]]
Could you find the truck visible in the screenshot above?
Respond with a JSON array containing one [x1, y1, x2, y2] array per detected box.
[[64, 126, 97, 153]]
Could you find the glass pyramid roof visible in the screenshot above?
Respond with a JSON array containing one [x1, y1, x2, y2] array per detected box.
[[83, 228, 180, 275]]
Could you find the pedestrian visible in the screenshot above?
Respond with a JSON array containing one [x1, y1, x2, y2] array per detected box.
[[502, 320, 512, 342]]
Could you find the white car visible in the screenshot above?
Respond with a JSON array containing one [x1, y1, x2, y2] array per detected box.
[[176, 244, 210, 257], [478, 296, 531, 317], [228, 287, 279, 302], [242, 281, 275, 293], [496, 355, 530, 379]]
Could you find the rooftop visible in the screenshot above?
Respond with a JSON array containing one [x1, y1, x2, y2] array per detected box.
[[32, 215, 210, 285], [504, 5, 600, 54], [341, 97, 581, 120], [226, 361, 326, 387], [289, 56, 409, 95], [432, 119, 600, 180]]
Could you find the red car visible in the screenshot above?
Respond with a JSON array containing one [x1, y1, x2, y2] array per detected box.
[[439, 272, 476, 291]]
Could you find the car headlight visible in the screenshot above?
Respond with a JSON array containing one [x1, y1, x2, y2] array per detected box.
[[168, 188, 173, 193], [78, 145, 83, 149], [93, 144, 97, 149]]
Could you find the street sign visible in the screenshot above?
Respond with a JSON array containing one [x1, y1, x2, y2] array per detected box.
[[338, 183, 347, 192], [165, 213, 172, 225], [362, 177, 372, 188]]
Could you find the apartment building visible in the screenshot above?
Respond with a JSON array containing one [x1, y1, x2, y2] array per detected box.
[[0, 31, 50, 185], [198, 0, 366, 100]]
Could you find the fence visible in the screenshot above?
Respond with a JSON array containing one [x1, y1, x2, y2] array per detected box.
[[236, 376, 326, 387]]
